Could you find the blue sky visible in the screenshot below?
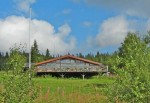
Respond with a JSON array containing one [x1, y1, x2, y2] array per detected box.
[[0, 0, 150, 55]]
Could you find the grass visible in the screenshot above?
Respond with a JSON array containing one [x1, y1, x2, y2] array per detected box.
[[33, 76, 113, 94], [33, 76, 114, 103], [0, 71, 114, 103]]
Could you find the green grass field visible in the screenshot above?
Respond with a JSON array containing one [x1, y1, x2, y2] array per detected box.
[[0, 72, 114, 103], [33, 76, 113, 93]]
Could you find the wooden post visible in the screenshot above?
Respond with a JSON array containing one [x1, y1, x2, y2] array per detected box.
[[106, 66, 109, 76], [97, 75, 99, 79], [60, 59, 61, 71], [82, 73, 85, 80], [60, 73, 64, 78]]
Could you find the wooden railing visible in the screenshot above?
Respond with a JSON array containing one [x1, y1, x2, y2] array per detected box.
[[36, 68, 107, 73]]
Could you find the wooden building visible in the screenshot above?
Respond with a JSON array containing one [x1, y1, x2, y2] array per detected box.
[[35, 55, 107, 79]]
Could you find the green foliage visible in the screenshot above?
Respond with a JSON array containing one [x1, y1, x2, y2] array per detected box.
[[31, 40, 46, 62], [1, 45, 37, 103], [0, 52, 8, 71], [78, 52, 84, 58], [143, 31, 150, 44], [45, 49, 52, 60], [31, 76, 112, 103], [2, 74, 37, 103], [105, 32, 150, 103], [7, 46, 26, 74], [33, 76, 113, 94], [31, 40, 39, 63]]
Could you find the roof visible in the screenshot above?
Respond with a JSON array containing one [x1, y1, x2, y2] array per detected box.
[[35, 55, 102, 66]]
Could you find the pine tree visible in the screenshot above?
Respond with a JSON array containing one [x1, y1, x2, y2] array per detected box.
[[78, 53, 84, 58], [5, 52, 9, 58], [45, 49, 52, 60], [0, 52, 1, 57], [31, 40, 39, 63], [95, 51, 100, 62]]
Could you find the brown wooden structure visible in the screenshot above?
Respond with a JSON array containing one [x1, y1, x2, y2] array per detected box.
[[35, 55, 107, 78]]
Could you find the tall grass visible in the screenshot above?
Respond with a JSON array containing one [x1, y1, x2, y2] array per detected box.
[[0, 72, 114, 103], [33, 76, 113, 94], [35, 87, 106, 103], [33, 76, 113, 103]]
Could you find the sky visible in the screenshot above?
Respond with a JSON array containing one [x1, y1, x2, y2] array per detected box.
[[0, 0, 150, 55]]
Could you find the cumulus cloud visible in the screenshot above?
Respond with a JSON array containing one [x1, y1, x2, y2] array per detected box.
[[0, 16, 76, 54], [14, 0, 36, 13], [94, 16, 130, 47], [84, 0, 150, 18]]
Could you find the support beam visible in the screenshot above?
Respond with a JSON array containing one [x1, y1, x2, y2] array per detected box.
[[81, 73, 85, 80], [106, 66, 109, 76], [97, 75, 99, 79], [60, 73, 65, 78]]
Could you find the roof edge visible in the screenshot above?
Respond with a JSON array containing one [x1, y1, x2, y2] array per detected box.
[[35, 55, 102, 66]]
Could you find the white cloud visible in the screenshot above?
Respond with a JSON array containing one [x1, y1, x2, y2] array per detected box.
[[94, 16, 130, 47], [14, 0, 36, 13], [85, 0, 150, 18], [0, 16, 76, 54], [82, 21, 92, 27], [57, 24, 71, 38]]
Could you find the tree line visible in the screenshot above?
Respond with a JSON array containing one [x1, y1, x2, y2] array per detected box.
[[1, 32, 150, 71], [0, 40, 113, 71]]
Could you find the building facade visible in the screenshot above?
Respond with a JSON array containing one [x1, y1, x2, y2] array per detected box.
[[35, 55, 106, 73]]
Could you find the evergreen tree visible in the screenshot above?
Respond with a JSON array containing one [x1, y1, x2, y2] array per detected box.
[[67, 52, 70, 55], [5, 52, 9, 58], [31, 40, 39, 63], [46, 49, 50, 57], [45, 49, 52, 60], [95, 51, 101, 62], [0, 52, 2, 58], [78, 53, 84, 58], [85, 53, 94, 60]]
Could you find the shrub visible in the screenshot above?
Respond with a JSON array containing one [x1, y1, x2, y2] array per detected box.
[[0, 45, 37, 103]]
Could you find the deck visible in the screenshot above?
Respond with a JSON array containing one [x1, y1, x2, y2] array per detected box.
[[35, 68, 107, 73]]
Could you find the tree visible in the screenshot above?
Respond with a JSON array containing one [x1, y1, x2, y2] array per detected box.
[[85, 53, 94, 60], [118, 33, 141, 58], [143, 31, 150, 45], [7, 47, 26, 74], [105, 32, 150, 102], [78, 53, 84, 58], [5, 52, 9, 58], [45, 49, 52, 60], [1, 45, 37, 103], [31, 40, 39, 63], [0, 52, 2, 58]]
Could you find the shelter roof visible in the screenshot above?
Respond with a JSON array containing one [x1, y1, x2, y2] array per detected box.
[[35, 55, 102, 66]]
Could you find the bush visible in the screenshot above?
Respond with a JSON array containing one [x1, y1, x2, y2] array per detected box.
[[104, 33, 150, 103], [0, 45, 37, 103]]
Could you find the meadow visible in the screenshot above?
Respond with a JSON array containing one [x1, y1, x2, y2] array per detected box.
[[34, 76, 114, 103], [0, 72, 114, 103]]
